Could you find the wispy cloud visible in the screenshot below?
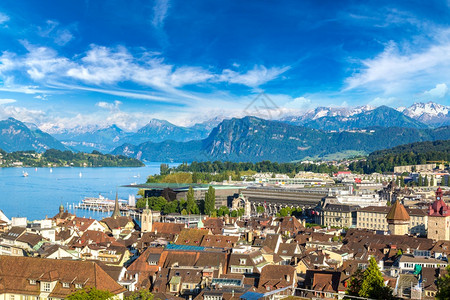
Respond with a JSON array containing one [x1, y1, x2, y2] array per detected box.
[[37, 20, 74, 46], [1, 43, 289, 102], [0, 98, 16, 105], [219, 65, 291, 88], [0, 12, 9, 24], [152, 0, 170, 28], [344, 32, 450, 95]]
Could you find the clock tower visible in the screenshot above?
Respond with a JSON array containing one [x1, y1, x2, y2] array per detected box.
[[427, 188, 450, 241]]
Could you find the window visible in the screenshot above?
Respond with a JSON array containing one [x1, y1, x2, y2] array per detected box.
[[63, 282, 70, 288], [43, 282, 51, 292], [30, 279, 36, 285], [75, 283, 82, 289], [239, 258, 247, 265], [9, 296, 14, 300]]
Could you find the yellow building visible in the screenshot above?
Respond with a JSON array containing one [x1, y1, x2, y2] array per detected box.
[[357, 206, 427, 235]]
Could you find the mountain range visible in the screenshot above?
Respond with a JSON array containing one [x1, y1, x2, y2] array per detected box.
[[0, 118, 69, 152], [112, 116, 450, 162], [1, 101, 449, 162]]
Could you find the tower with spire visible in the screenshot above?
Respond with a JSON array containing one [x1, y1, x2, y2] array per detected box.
[[111, 191, 121, 218], [141, 199, 152, 232], [427, 187, 450, 241]]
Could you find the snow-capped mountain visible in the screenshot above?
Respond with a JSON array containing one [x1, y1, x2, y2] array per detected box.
[[399, 101, 450, 127], [281, 105, 375, 125]]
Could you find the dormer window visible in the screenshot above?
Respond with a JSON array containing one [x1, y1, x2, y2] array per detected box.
[[29, 279, 36, 285], [63, 282, 70, 288], [42, 282, 51, 292], [240, 258, 247, 265], [75, 283, 82, 289]]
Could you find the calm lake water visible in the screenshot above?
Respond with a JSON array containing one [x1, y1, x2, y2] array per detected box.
[[0, 162, 178, 221]]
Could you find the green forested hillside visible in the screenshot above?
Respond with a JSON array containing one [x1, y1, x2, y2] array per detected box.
[[0, 149, 144, 167], [112, 116, 450, 162], [348, 140, 450, 174]]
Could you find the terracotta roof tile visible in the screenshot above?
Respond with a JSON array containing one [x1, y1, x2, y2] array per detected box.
[[386, 201, 410, 221]]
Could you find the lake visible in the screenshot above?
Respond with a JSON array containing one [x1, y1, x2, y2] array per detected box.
[[0, 162, 178, 221]]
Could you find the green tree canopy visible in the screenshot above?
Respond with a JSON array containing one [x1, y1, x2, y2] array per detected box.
[[347, 257, 394, 300], [437, 265, 450, 299], [125, 289, 154, 300], [186, 186, 199, 214], [67, 287, 114, 300], [204, 186, 216, 215]]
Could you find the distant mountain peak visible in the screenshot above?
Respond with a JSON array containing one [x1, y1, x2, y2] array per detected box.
[[401, 101, 450, 126]]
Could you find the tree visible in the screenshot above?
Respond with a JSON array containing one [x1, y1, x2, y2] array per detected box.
[[204, 186, 216, 215], [186, 186, 198, 214], [437, 265, 450, 299], [346, 268, 364, 297], [256, 206, 265, 214], [359, 257, 394, 299], [160, 163, 170, 175], [67, 287, 114, 300], [217, 206, 230, 217], [125, 290, 154, 300]]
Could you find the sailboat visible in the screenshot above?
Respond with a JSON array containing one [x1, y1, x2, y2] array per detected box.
[[22, 171, 29, 177]]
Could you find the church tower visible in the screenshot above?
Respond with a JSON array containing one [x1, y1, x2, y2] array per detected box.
[[111, 192, 121, 218], [141, 200, 152, 232], [428, 188, 450, 241], [386, 199, 410, 235]]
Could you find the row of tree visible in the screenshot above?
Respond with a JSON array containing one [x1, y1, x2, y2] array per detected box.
[[172, 160, 346, 175], [136, 186, 227, 216]]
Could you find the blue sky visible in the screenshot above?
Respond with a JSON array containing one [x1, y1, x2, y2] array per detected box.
[[0, 0, 449, 131]]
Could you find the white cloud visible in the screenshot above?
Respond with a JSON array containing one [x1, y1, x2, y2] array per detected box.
[[152, 0, 170, 28], [20, 42, 73, 80], [0, 105, 46, 123], [219, 65, 291, 87], [1, 43, 288, 99], [344, 34, 450, 95], [283, 96, 312, 110], [0, 98, 16, 105], [96, 100, 122, 111], [423, 83, 448, 98], [0, 12, 9, 24]]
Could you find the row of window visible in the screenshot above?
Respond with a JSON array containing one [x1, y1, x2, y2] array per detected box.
[[29, 279, 82, 290]]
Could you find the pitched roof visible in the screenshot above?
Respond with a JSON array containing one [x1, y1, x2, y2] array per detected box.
[[152, 222, 185, 234], [0, 256, 125, 297], [259, 265, 296, 288], [200, 235, 239, 248], [175, 228, 210, 246], [386, 201, 410, 221], [101, 216, 134, 230]]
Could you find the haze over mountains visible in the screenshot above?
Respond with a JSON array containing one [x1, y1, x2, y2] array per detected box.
[[1, 101, 449, 161]]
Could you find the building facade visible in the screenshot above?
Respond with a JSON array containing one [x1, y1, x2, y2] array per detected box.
[[427, 188, 450, 241], [357, 206, 428, 235]]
